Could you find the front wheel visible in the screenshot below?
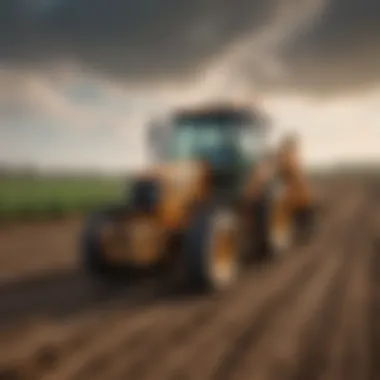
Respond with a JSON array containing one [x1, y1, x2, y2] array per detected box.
[[81, 206, 129, 283], [182, 205, 243, 292]]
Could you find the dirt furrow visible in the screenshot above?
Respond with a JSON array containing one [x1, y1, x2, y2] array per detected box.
[[0, 180, 374, 380], [90, 197, 340, 380], [228, 235, 346, 380], [287, 194, 374, 380], [320, 214, 377, 380], [121, 257, 320, 380], [192, 260, 329, 380], [229, 196, 374, 380], [39, 298, 214, 380], [121, 191, 357, 380], [69, 296, 219, 380], [83, 258, 306, 380], [185, 192, 366, 380], [0, 310, 165, 380], [0, 314, 105, 368], [60, 179, 348, 380], [0, 281, 169, 379], [368, 186, 380, 380]]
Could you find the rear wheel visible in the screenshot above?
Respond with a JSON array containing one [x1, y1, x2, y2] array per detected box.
[[268, 211, 294, 257], [253, 187, 295, 260], [182, 205, 243, 292]]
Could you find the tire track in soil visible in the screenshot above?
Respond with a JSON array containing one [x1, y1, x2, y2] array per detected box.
[[227, 192, 375, 380], [0, 181, 362, 380], [81, 279, 278, 380], [40, 295, 216, 380], [116, 190, 360, 380], [225, 228, 347, 380], [52, 181, 345, 380], [0, 289, 197, 380], [69, 296, 220, 380], [285, 189, 375, 380], [0, 274, 216, 378], [0, 315, 107, 373], [0, 282, 168, 380], [368, 182, 380, 380], [0, 310, 162, 380], [193, 191, 366, 380], [84, 191, 342, 380], [105, 258, 319, 380], [320, 189, 379, 380]]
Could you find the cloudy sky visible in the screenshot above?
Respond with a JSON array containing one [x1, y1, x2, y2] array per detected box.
[[0, 0, 379, 172]]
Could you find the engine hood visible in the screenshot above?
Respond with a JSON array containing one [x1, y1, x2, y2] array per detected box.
[[134, 161, 207, 189], [129, 161, 208, 228]]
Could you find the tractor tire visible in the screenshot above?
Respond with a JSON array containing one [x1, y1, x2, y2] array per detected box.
[[252, 189, 295, 260], [181, 204, 243, 292], [81, 206, 128, 284]]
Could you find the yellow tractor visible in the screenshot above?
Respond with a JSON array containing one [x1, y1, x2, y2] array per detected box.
[[81, 104, 316, 291]]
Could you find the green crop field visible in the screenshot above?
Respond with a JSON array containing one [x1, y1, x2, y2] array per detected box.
[[0, 176, 127, 221], [0, 164, 378, 222]]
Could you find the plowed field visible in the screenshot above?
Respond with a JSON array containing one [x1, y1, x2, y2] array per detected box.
[[0, 178, 379, 380]]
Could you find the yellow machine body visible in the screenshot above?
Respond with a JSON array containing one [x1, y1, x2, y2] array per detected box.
[[94, 106, 315, 271]]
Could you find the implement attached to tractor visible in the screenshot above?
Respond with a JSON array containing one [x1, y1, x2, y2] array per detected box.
[[81, 103, 316, 292]]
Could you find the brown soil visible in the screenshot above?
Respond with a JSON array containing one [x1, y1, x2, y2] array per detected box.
[[0, 178, 378, 380]]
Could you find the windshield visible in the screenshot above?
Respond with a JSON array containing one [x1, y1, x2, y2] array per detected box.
[[165, 120, 265, 165], [169, 122, 228, 160]]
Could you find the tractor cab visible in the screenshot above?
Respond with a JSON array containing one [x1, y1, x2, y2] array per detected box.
[[149, 105, 269, 191]]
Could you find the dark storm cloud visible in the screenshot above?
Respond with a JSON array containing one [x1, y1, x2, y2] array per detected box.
[[0, 0, 380, 93], [280, 0, 380, 93], [0, 0, 277, 81]]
